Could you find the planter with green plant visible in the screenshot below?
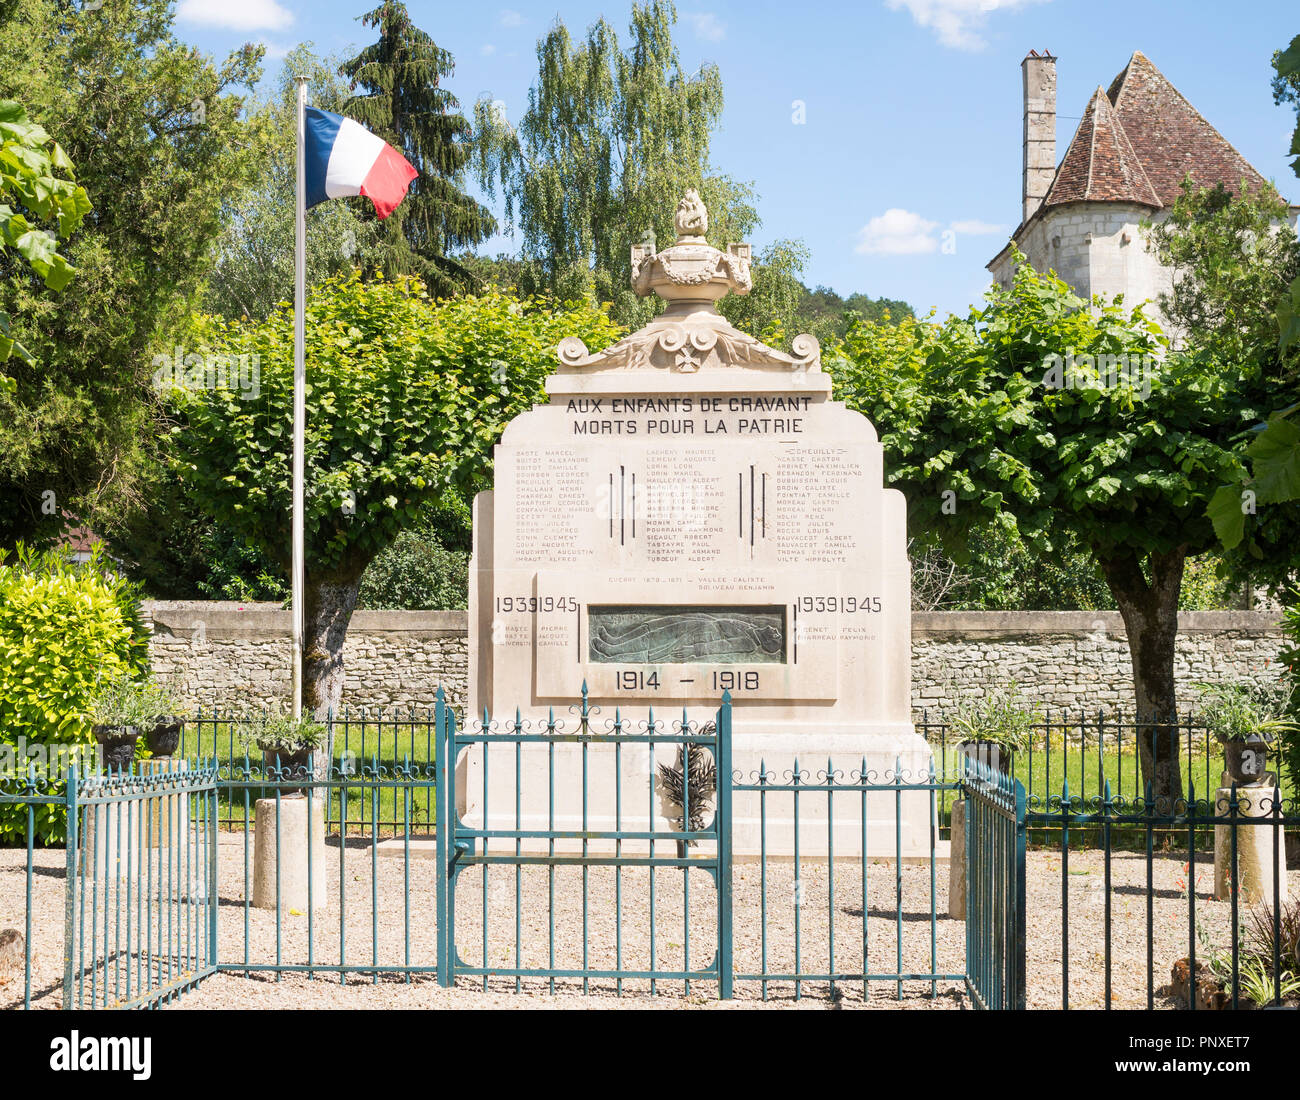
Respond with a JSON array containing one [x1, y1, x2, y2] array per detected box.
[[88, 673, 151, 770], [245, 714, 328, 791], [949, 683, 1036, 776], [1194, 681, 1296, 787]]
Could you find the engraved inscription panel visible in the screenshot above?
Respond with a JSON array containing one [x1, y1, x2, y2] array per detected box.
[[588, 604, 786, 664]]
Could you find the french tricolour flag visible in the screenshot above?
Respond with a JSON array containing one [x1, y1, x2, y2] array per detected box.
[[304, 107, 417, 220]]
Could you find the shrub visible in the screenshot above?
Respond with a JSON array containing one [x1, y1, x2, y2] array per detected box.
[[357, 524, 469, 610], [1276, 600, 1300, 788], [0, 545, 147, 844]]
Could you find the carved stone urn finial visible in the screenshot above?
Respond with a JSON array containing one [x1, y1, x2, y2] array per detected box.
[[630, 189, 751, 304], [674, 189, 708, 239], [557, 191, 821, 375]]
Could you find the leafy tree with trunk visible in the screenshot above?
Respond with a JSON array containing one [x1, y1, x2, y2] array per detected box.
[[0, 0, 262, 547], [167, 274, 618, 715], [834, 253, 1263, 804], [471, 0, 761, 329], [340, 0, 495, 294]]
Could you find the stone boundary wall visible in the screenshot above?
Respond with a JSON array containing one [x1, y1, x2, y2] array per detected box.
[[145, 603, 1285, 718]]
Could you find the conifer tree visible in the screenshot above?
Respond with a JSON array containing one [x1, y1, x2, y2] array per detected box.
[[340, 1, 495, 293]]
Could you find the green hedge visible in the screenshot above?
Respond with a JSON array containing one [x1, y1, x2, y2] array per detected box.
[[0, 546, 147, 844]]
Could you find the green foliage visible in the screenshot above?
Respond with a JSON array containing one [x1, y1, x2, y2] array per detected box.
[[1273, 33, 1300, 180], [0, 98, 89, 364], [245, 714, 328, 754], [834, 252, 1251, 565], [1276, 599, 1300, 788], [0, 0, 263, 546], [87, 670, 185, 728], [948, 683, 1038, 751], [472, 0, 757, 327], [0, 545, 146, 843], [169, 275, 619, 584], [358, 523, 468, 610], [340, 1, 495, 293], [203, 45, 378, 322], [1193, 679, 1295, 745], [1148, 180, 1299, 370]]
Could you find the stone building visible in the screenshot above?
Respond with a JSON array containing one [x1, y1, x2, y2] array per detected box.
[[988, 50, 1297, 334]]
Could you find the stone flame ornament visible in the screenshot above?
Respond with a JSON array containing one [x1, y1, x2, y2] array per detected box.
[[556, 191, 820, 375]]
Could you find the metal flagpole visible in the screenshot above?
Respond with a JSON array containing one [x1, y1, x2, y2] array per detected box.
[[291, 77, 307, 721]]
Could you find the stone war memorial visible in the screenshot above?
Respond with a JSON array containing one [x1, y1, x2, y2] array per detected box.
[[468, 191, 931, 855]]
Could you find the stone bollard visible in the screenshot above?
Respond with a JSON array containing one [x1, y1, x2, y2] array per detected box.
[[252, 794, 327, 911], [139, 758, 189, 849], [1214, 785, 1287, 907], [948, 799, 966, 919]]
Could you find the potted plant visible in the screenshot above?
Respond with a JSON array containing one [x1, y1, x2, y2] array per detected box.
[[138, 678, 188, 757], [1195, 681, 1296, 786], [245, 714, 328, 791], [87, 671, 150, 771], [949, 683, 1036, 776]]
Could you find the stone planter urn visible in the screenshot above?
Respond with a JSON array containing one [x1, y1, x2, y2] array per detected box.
[[92, 724, 140, 772], [956, 739, 1013, 776], [1222, 735, 1270, 786], [146, 717, 184, 758], [262, 747, 314, 793]]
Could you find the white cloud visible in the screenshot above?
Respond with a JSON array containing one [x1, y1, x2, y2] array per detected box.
[[498, 9, 525, 27], [480, 43, 497, 57], [258, 39, 291, 61], [686, 12, 726, 42], [175, 0, 293, 32], [883, 0, 1045, 51], [856, 209, 939, 255], [949, 219, 1010, 235]]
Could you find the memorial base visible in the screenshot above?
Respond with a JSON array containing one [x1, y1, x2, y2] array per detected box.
[[461, 723, 936, 858]]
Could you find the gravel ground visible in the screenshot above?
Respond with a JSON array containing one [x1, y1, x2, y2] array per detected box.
[[2, 835, 1295, 1010]]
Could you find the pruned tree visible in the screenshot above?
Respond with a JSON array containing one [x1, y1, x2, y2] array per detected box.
[[835, 252, 1288, 805], [168, 275, 618, 716]]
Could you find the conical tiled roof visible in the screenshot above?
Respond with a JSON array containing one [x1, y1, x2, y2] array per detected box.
[[1042, 86, 1161, 209], [1105, 50, 1267, 206]]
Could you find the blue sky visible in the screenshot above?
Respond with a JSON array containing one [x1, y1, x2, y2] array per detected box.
[[174, 0, 1299, 318]]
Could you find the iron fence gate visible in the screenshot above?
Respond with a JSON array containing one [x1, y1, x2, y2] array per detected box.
[[17, 691, 1042, 1007], [437, 688, 734, 995], [63, 764, 219, 1009], [963, 759, 1027, 1010]]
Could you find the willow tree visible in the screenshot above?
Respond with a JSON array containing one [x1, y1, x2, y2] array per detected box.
[[340, 1, 495, 294], [472, 0, 757, 327]]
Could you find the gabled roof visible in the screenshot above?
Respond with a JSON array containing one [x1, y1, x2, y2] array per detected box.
[[1042, 86, 1161, 209], [1105, 50, 1268, 206]]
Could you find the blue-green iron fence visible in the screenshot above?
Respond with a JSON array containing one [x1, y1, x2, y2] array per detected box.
[[729, 758, 962, 1001], [963, 760, 1027, 1010], [1029, 781, 1298, 1010], [440, 688, 734, 995], [63, 764, 220, 1009]]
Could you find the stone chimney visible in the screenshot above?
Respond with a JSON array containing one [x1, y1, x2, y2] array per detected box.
[[1021, 50, 1056, 224]]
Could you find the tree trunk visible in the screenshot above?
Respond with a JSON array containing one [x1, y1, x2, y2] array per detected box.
[[1097, 547, 1187, 810], [302, 572, 364, 775]]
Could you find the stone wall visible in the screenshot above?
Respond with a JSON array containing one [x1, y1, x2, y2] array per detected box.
[[145, 603, 1284, 718], [911, 610, 1283, 717], [145, 602, 469, 715]]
